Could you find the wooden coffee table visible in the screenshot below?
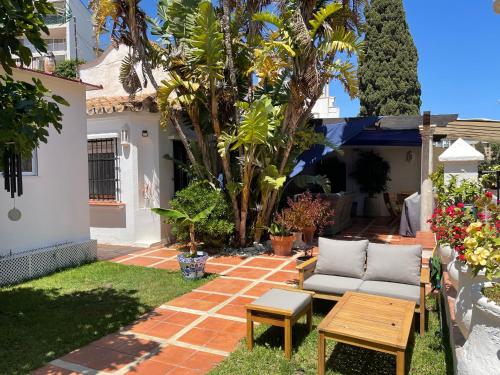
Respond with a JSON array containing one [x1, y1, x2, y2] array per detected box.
[[317, 291, 416, 375]]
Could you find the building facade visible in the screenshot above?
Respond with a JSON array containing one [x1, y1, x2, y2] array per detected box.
[[21, 0, 95, 69], [80, 45, 177, 247]]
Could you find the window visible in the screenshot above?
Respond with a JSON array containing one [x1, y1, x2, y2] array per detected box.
[[0, 150, 37, 176], [88, 138, 120, 201]]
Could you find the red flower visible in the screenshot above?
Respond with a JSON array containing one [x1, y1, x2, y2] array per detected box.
[[457, 202, 464, 208], [486, 191, 493, 198]]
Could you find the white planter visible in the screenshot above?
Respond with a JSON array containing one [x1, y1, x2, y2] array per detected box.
[[446, 255, 460, 290], [437, 243, 454, 264], [457, 286, 500, 375], [455, 264, 486, 339]]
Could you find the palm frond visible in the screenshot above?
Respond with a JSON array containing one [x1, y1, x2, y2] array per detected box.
[[252, 11, 284, 29], [309, 2, 343, 37], [119, 53, 141, 95], [318, 27, 364, 56]]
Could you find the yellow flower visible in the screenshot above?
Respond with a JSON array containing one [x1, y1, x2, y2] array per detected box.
[[464, 237, 478, 249], [466, 222, 483, 234]]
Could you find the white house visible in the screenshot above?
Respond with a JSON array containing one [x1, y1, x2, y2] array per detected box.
[[80, 45, 177, 247], [20, 0, 95, 69], [0, 67, 100, 285], [311, 83, 340, 119]]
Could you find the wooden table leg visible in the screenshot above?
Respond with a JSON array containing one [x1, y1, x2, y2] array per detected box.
[[307, 303, 313, 332], [396, 350, 405, 375], [246, 310, 253, 351], [318, 332, 325, 375], [284, 317, 292, 359]]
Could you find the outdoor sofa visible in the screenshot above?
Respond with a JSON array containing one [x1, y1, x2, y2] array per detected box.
[[297, 237, 429, 335]]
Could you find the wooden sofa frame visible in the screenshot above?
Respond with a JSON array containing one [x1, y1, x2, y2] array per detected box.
[[296, 257, 430, 336]]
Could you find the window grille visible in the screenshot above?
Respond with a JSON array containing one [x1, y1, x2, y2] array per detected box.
[[88, 138, 120, 201]]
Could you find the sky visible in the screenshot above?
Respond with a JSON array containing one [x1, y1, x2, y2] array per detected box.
[[105, 0, 500, 120]]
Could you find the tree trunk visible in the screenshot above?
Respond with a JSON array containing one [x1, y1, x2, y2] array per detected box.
[[189, 106, 215, 179], [189, 223, 196, 255], [169, 114, 203, 179], [239, 152, 254, 247], [209, 80, 241, 236], [221, 0, 239, 117]]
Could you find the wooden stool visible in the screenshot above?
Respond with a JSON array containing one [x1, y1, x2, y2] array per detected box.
[[245, 288, 313, 359]]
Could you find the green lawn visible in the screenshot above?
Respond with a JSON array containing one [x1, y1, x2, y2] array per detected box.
[[211, 298, 453, 375], [0, 261, 213, 375]]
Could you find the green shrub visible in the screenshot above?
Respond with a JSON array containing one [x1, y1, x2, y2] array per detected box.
[[169, 181, 234, 248]]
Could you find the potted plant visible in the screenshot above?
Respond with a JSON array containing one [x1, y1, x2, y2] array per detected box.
[[267, 222, 294, 256], [279, 191, 334, 246], [151, 204, 215, 279], [350, 150, 390, 217]]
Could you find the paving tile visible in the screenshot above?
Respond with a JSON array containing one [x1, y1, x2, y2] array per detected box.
[[244, 282, 281, 297], [125, 359, 176, 375], [150, 345, 197, 365], [216, 296, 255, 319], [178, 327, 243, 352], [180, 351, 225, 372], [31, 365, 81, 375], [61, 344, 137, 372], [144, 321, 186, 339], [225, 267, 269, 280], [243, 257, 288, 269], [204, 263, 231, 274], [111, 255, 134, 262], [167, 291, 230, 311], [281, 261, 300, 271], [265, 270, 297, 283], [197, 278, 251, 294], [120, 257, 162, 267], [168, 366, 204, 375], [147, 249, 180, 258], [91, 333, 160, 356], [207, 256, 246, 265], [196, 317, 246, 335]]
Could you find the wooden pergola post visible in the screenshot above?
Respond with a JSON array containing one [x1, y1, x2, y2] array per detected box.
[[419, 111, 436, 231]]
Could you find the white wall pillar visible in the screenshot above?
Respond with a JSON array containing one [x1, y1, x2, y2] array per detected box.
[[419, 115, 436, 232], [438, 138, 484, 185]]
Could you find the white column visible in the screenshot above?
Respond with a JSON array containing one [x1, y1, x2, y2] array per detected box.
[[419, 124, 436, 231]]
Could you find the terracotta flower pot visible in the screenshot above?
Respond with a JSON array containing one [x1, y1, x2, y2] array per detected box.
[[270, 235, 294, 256], [302, 226, 316, 245]]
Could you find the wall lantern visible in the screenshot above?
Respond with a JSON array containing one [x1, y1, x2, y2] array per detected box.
[[406, 150, 414, 163], [142, 130, 149, 137], [495, 0, 500, 14], [120, 125, 130, 147]]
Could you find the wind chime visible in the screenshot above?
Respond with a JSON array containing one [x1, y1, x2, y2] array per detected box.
[[2, 146, 23, 221]]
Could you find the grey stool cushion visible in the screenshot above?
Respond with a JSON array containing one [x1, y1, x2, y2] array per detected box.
[[315, 238, 369, 278], [364, 243, 422, 286], [303, 274, 363, 295], [358, 280, 420, 305], [249, 289, 311, 316]]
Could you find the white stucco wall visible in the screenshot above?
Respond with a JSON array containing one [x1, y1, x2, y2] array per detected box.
[[87, 112, 174, 246], [63, 0, 95, 62], [80, 45, 168, 98], [343, 146, 422, 216], [0, 70, 91, 256]]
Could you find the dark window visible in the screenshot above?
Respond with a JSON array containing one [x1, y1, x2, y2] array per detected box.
[[173, 140, 190, 193], [88, 138, 120, 200]]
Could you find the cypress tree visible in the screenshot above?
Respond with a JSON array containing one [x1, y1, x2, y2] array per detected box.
[[359, 0, 422, 116]]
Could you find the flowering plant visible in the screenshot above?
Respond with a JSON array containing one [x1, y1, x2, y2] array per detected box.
[[428, 203, 473, 251], [462, 221, 499, 280], [276, 191, 334, 232]]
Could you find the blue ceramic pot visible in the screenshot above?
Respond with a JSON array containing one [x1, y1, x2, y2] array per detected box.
[[177, 252, 209, 279]]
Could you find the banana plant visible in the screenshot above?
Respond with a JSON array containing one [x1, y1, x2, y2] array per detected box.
[[152, 204, 215, 255]]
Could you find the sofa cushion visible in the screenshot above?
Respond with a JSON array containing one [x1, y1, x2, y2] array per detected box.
[[303, 274, 363, 295], [249, 289, 312, 316], [364, 243, 422, 286], [358, 280, 420, 305], [315, 238, 368, 278]]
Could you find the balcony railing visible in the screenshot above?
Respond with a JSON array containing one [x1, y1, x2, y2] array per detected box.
[[43, 14, 67, 25]]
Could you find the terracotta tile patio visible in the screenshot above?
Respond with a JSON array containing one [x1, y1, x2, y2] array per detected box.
[[34, 218, 435, 374]]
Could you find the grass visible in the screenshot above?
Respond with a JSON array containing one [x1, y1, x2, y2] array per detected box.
[[0, 261, 214, 375], [483, 283, 500, 304], [211, 297, 453, 375]]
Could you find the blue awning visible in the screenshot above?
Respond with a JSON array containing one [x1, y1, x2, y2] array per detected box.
[[289, 117, 379, 177], [345, 129, 422, 147]]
